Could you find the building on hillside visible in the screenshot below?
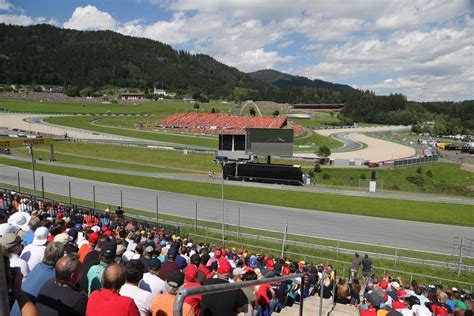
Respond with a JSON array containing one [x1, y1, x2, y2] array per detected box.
[[153, 88, 168, 96], [182, 95, 195, 102], [120, 93, 144, 100]]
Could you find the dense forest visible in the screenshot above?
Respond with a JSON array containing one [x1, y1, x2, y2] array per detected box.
[[0, 24, 472, 133]]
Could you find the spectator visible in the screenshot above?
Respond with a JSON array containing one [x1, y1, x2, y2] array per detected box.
[[183, 263, 202, 315], [1, 233, 30, 279], [151, 270, 194, 316], [351, 252, 361, 279], [319, 274, 334, 299], [406, 295, 431, 316], [139, 258, 167, 295], [189, 253, 206, 284], [200, 258, 248, 315], [119, 259, 154, 316], [362, 254, 372, 285], [3, 254, 38, 316], [78, 231, 99, 262], [20, 226, 48, 271], [64, 228, 79, 254], [79, 234, 109, 292], [87, 242, 116, 295], [86, 263, 140, 316], [10, 242, 64, 316], [349, 277, 362, 305], [336, 278, 351, 304], [159, 246, 180, 281], [35, 253, 88, 316], [21, 216, 40, 246]]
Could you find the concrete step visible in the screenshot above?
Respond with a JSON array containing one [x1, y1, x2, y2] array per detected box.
[[278, 296, 334, 315]]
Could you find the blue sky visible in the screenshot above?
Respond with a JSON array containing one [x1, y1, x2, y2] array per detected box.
[[1, 0, 473, 101]]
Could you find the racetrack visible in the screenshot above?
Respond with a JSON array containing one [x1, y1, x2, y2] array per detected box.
[[315, 126, 416, 161], [1, 165, 472, 257]]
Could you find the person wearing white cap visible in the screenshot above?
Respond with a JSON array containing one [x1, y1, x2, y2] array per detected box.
[[1, 233, 30, 279], [20, 226, 49, 271]]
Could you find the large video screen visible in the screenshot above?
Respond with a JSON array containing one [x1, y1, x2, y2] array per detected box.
[[245, 128, 293, 156]]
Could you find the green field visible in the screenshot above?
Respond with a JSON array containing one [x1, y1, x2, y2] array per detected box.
[[1, 155, 472, 227], [0, 99, 235, 114], [313, 163, 474, 197]]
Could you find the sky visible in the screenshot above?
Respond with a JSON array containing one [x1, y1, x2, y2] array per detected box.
[[1, 0, 473, 101]]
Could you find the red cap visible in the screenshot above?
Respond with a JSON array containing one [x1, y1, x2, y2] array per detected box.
[[185, 265, 198, 282], [238, 249, 244, 255], [217, 258, 232, 275], [282, 267, 290, 276], [214, 249, 222, 259], [266, 260, 274, 270], [57, 212, 64, 219], [398, 289, 406, 300], [103, 230, 113, 237], [379, 280, 388, 290], [88, 232, 100, 244]]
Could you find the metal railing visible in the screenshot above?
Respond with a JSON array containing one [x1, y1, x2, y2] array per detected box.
[[319, 269, 337, 316], [173, 273, 307, 316], [188, 234, 474, 292]]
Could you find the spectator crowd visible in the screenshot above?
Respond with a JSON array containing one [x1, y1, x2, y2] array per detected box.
[[0, 189, 472, 316]]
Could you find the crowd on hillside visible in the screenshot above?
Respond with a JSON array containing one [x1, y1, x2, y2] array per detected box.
[[0, 189, 472, 316]]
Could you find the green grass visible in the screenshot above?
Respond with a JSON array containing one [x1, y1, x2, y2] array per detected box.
[[2, 181, 472, 285], [0, 99, 235, 114], [24, 141, 222, 173], [44, 116, 218, 148], [13, 148, 188, 174], [294, 129, 343, 151], [311, 163, 474, 197], [1, 155, 473, 227]]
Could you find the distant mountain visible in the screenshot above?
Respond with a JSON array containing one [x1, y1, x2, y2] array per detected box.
[[248, 69, 352, 91]]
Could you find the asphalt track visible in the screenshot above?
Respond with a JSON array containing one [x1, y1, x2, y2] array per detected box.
[[1, 165, 472, 257]]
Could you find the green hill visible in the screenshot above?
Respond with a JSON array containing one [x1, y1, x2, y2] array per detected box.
[[0, 23, 268, 99], [248, 69, 352, 90]]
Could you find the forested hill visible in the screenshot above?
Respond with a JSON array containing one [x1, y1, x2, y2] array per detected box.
[[0, 23, 269, 99], [248, 69, 352, 90]]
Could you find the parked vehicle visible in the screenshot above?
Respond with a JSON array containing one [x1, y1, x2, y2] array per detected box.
[[223, 162, 303, 186]]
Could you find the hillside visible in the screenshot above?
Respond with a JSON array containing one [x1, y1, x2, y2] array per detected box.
[[0, 23, 269, 99], [248, 69, 352, 90]]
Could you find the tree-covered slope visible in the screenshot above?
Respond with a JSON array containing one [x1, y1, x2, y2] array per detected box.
[[0, 23, 268, 98], [248, 69, 352, 90]]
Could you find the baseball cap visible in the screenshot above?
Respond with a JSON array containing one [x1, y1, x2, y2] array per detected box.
[[88, 232, 100, 244], [167, 270, 184, 287], [145, 246, 154, 253], [249, 257, 257, 268], [185, 264, 198, 282], [167, 247, 178, 258], [149, 258, 161, 271], [33, 227, 49, 246], [67, 229, 78, 241], [217, 258, 232, 275], [190, 253, 201, 266], [266, 259, 274, 270], [100, 243, 117, 260]]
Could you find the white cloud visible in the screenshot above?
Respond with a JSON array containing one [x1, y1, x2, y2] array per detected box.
[[0, 14, 58, 26], [63, 5, 116, 31], [0, 0, 12, 11], [216, 48, 294, 72]]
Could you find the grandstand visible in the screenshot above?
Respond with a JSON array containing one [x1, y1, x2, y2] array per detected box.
[[157, 113, 305, 136]]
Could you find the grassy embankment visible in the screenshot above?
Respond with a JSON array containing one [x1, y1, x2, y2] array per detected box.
[[1, 181, 472, 285], [0, 155, 472, 228], [12, 141, 474, 196]]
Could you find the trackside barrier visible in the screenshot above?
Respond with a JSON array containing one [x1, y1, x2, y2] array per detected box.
[[189, 234, 474, 292], [173, 273, 308, 316]]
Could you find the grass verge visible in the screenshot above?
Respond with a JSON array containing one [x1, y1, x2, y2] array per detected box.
[[0, 156, 473, 227]]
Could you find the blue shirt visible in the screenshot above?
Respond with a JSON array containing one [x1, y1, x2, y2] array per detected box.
[[21, 231, 34, 246], [10, 262, 55, 316]]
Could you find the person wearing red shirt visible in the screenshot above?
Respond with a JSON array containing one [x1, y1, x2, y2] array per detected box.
[[183, 264, 202, 315], [86, 263, 139, 316]]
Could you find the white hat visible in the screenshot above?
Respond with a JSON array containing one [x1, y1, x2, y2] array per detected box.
[[91, 226, 101, 233], [32, 227, 49, 246], [8, 212, 30, 231], [0, 223, 19, 237], [53, 233, 72, 244]]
